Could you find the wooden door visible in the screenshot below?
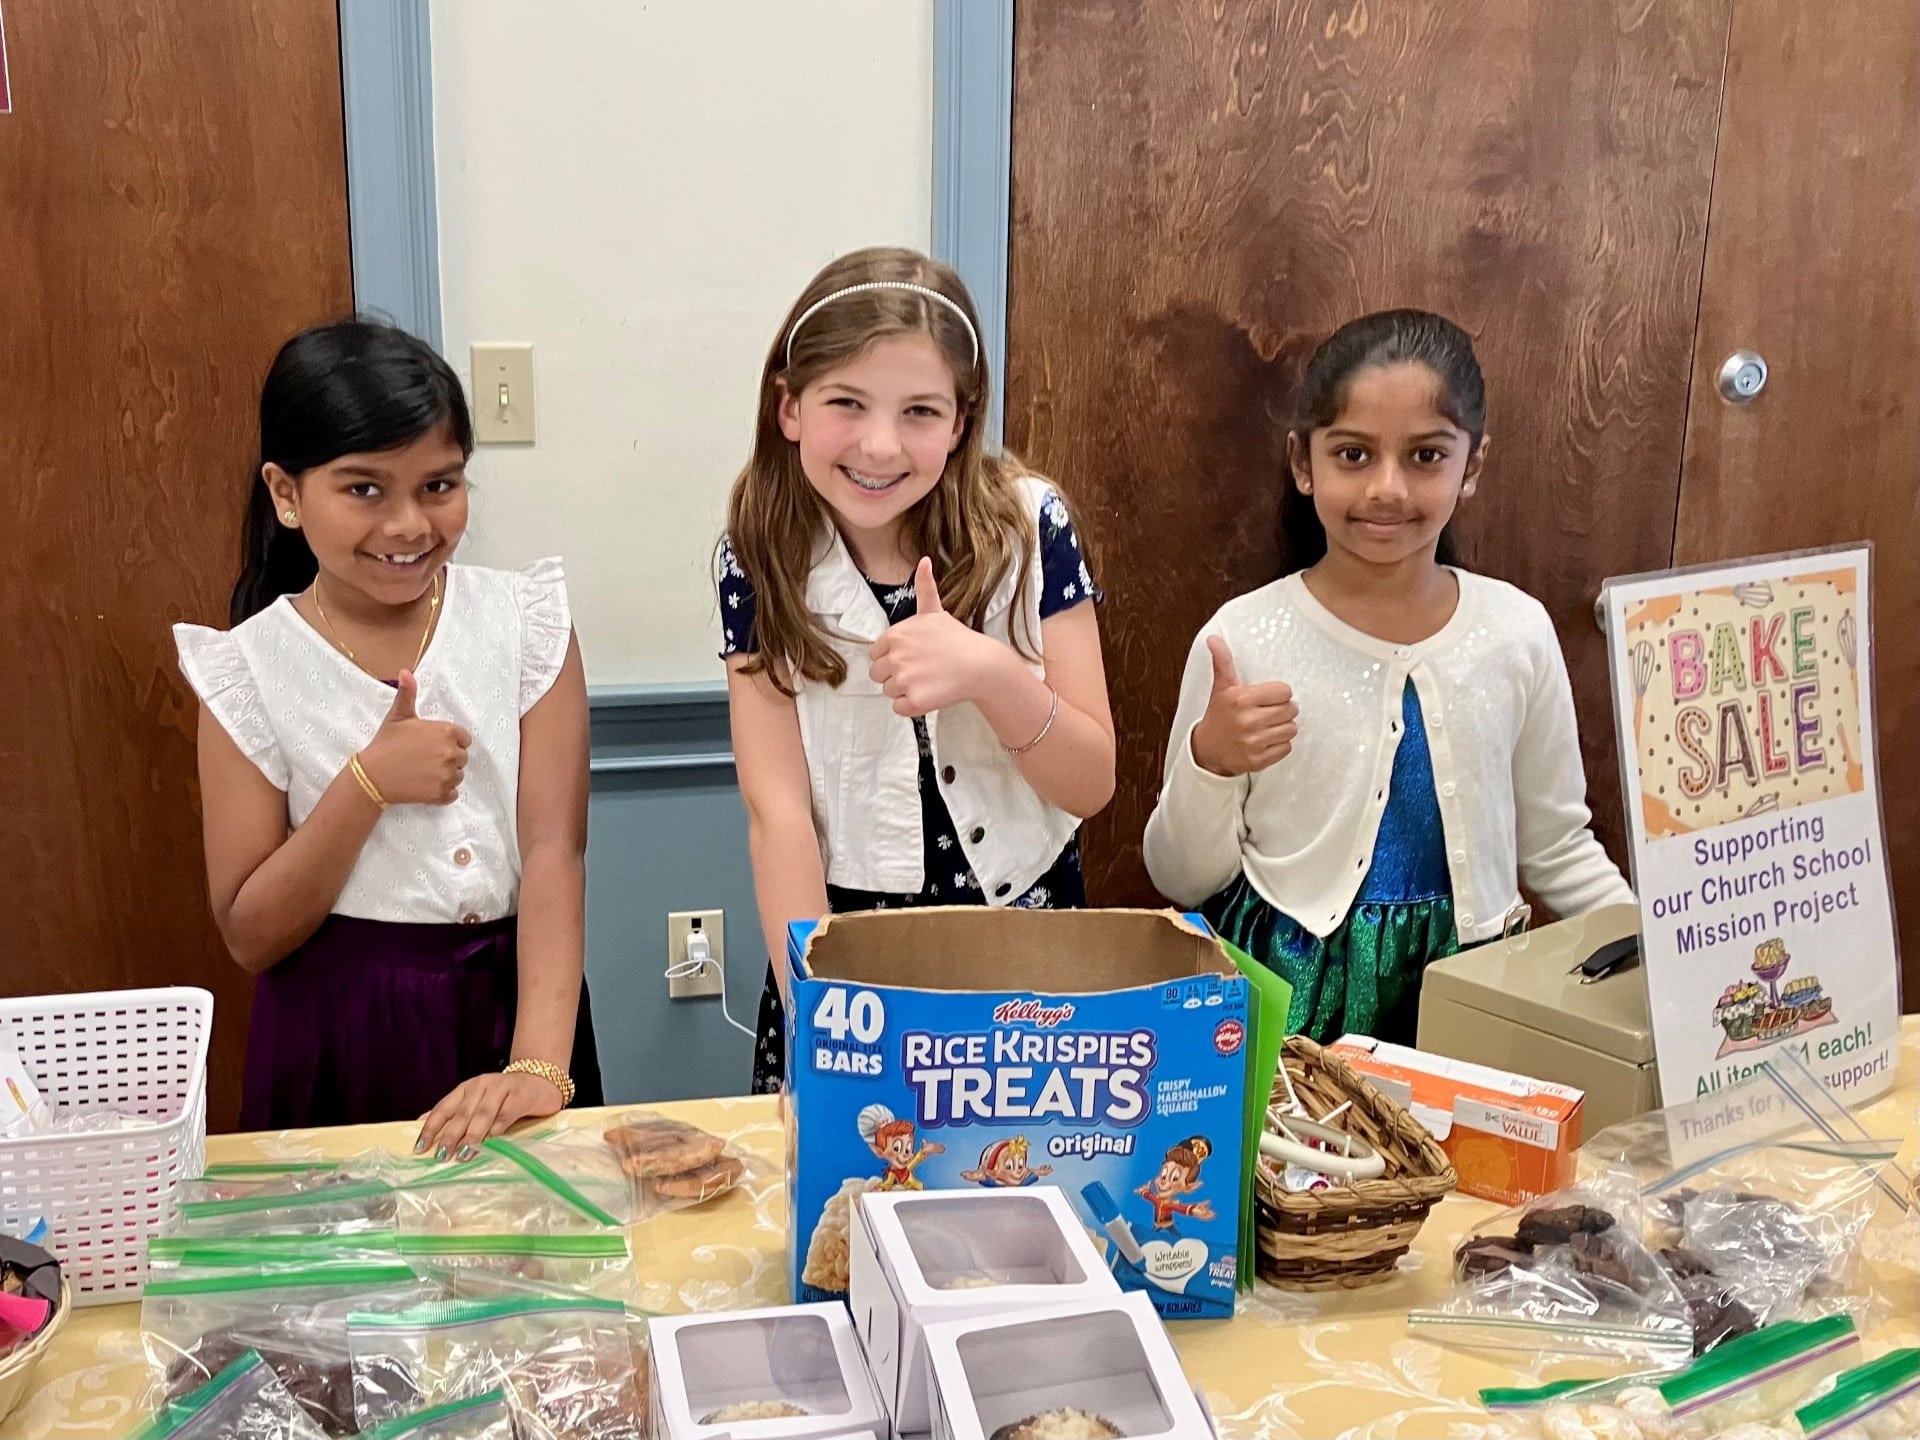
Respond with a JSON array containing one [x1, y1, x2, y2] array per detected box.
[[1007, 0, 1732, 905], [0, 0, 353, 1128], [1672, 0, 1920, 1006]]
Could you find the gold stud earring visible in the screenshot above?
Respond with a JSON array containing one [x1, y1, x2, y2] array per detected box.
[[282, 510, 298, 524]]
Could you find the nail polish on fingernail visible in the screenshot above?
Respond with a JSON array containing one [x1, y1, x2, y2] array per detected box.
[[436, 1146, 450, 1162], [456, 1146, 475, 1162], [413, 1140, 427, 1155]]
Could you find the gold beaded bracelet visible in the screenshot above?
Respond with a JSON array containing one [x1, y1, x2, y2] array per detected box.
[[504, 1057, 576, 1107]]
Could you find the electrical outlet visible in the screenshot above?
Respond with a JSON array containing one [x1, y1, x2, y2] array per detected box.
[[667, 910, 725, 1000]]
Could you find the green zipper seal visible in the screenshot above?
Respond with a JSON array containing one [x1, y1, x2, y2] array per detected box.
[[1795, 1347, 1920, 1438], [1661, 1316, 1855, 1411], [144, 1262, 416, 1298], [131, 1349, 269, 1438], [398, 1232, 628, 1258], [149, 1231, 399, 1264], [482, 1137, 622, 1227], [177, 1179, 392, 1218], [362, 1388, 510, 1439], [200, 1160, 341, 1177], [348, 1292, 625, 1330], [1479, 1379, 1598, 1409]]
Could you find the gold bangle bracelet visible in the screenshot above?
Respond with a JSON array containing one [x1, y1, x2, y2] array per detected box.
[[1005, 683, 1060, 755], [348, 753, 388, 810], [505, 1057, 576, 1107]]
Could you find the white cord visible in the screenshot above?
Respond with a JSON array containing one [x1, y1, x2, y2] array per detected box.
[[664, 928, 757, 1039]]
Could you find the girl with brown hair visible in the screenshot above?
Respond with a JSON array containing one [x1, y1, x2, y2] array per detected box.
[[717, 248, 1116, 1094]]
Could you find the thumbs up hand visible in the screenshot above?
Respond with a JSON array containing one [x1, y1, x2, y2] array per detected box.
[[355, 669, 473, 806], [1189, 636, 1299, 777], [868, 557, 1002, 718], [914, 558, 944, 618]]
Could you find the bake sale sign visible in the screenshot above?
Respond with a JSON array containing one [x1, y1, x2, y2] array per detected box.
[[1601, 547, 1899, 1107]]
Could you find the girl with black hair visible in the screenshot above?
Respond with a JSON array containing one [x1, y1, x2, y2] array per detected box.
[[1144, 310, 1631, 1044], [173, 319, 602, 1150]]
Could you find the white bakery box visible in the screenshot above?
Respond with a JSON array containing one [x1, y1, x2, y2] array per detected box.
[[923, 1290, 1215, 1440], [650, 1301, 892, 1439], [848, 1186, 1121, 1434]]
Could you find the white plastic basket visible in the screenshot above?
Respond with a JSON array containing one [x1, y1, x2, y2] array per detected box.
[[0, 987, 212, 1306]]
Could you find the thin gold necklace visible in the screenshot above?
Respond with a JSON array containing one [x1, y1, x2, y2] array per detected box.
[[313, 571, 443, 677]]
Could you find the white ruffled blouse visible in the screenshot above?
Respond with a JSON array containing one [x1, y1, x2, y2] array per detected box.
[[173, 559, 573, 925]]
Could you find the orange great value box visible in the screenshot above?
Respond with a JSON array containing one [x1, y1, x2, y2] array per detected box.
[[1327, 1035, 1584, 1206]]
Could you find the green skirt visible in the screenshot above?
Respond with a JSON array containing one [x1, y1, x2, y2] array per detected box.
[[1201, 874, 1463, 1044]]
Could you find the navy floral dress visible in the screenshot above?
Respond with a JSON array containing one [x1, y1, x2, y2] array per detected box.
[[720, 490, 1097, 1093]]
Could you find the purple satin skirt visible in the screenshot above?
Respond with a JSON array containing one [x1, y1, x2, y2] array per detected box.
[[238, 913, 604, 1131]]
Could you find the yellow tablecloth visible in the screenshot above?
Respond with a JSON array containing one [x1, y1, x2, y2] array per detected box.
[[9, 1022, 1917, 1439]]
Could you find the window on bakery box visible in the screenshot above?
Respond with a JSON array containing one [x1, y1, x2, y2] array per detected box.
[[956, 1310, 1173, 1437], [900, 1195, 1088, 1288], [675, 1313, 852, 1420]]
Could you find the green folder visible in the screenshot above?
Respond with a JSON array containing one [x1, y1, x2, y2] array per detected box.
[[1224, 937, 1292, 1292]]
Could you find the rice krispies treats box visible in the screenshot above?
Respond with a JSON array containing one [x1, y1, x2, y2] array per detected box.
[[784, 907, 1249, 1322]]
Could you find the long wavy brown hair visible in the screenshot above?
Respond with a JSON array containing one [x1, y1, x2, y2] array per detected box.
[[721, 247, 1042, 694]]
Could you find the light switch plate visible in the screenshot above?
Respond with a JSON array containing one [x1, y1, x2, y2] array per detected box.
[[471, 342, 535, 443]]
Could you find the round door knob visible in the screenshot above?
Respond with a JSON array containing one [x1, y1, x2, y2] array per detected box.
[[1717, 350, 1768, 404]]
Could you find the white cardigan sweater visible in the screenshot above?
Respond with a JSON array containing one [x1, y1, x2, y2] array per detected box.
[[1143, 570, 1633, 944]]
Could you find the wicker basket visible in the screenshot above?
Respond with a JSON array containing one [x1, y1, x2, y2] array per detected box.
[[1254, 1035, 1456, 1290], [0, 1281, 72, 1425]]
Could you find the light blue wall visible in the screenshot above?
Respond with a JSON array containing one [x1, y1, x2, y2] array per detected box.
[[338, 0, 442, 347], [344, 0, 1020, 1101], [584, 686, 761, 1101]]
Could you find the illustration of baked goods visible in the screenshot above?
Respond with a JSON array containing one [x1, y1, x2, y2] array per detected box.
[[801, 1175, 882, 1292], [701, 1401, 812, 1423], [603, 1115, 727, 1178], [651, 1154, 746, 1202], [991, 1408, 1126, 1439]]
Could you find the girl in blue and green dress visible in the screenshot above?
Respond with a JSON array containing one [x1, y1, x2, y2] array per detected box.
[[1143, 311, 1632, 1043]]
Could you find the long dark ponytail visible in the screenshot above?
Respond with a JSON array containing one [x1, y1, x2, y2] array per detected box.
[[1279, 309, 1486, 574], [231, 320, 473, 625]]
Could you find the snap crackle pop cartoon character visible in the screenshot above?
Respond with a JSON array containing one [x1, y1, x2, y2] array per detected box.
[[858, 1103, 944, 1190], [1137, 1136, 1216, 1231], [961, 1136, 1053, 1188]]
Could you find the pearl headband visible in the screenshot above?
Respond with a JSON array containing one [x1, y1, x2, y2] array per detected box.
[[784, 281, 981, 371]]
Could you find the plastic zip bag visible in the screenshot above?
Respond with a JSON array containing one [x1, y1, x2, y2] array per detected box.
[[347, 1293, 643, 1439], [396, 1232, 633, 1302], [379, 1141, 624, 1235], [1793, 1346, 1920, 1440], [1579, 1052, 1907, 1335], [1654, 1315, 1860, 1436], [181, 1162, 349, 1205], [142, 1262, 431, 1435], [130, 1348, 330, 1440], [596, 1110, 752, 1217], [171, 1181, 399, 1239], [1476, 1318, 1871, 1440], [480, 1133, 633, 1226], [147, 1232, 403, 1281], [1409, 1178, 1696, 1368], [359, 1388, 520, 1440]]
